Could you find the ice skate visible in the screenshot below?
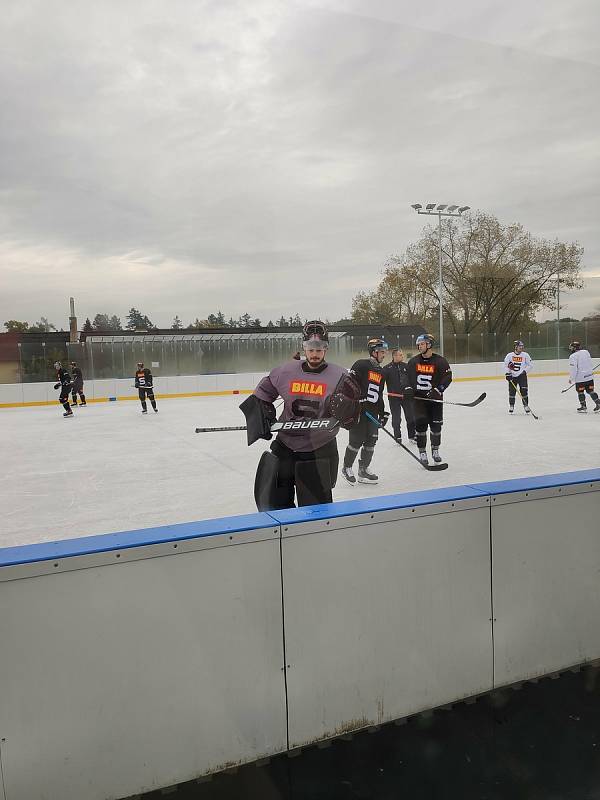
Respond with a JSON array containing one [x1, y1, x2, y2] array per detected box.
[[341, 466, 356, 485], [357, 465, 378, 484], [431, 448, 442, 463], [577, 405, 587, 413], [419, 450, 429, 466]]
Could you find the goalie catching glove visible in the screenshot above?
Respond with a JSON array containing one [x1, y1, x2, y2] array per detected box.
[[239, 395, 277, 446], [324, 372, 361, 429]]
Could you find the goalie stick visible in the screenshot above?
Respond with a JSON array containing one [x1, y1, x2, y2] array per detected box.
[[561, 362, 600, 392], [195, 418, 340, 434], [365, 411, 448, 471], [387, 390, 486, 408]]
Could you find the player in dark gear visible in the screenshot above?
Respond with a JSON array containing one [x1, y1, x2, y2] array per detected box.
[[134, 362, 158, 413], [342, 337, 389, 485], [53, 361, 74, 417], [70, 361, 86, 406], [248, 320, 353, 510], [503, 340, 533, 414], [406, 334, 452, 465], [568, 341, 600, 413], [382, 348, 415, 443]]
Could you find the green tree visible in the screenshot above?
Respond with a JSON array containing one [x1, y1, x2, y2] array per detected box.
[[171, 315, 183, 329], [251, 318, 261, 327], [82, 318, 94, 332], [352, 212, 584, 335], [108, 315, 122, 331], [126, 308, 154, 330], [3, 320, 29, 332], [277, 316, 287, 327], [239, 313, 252, 327], [29, 317, 56, 333], [92, 313, 111, 330]]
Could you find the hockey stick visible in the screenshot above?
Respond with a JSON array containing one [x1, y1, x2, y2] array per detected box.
[[509, 380, 539, 420], [195, 418, 340, 434], [365, 411, 448, 471], [561, 362, 600, 392], [387, 390, 486, 408]]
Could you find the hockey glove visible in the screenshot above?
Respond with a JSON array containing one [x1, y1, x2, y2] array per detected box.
[[505, 373, 513, 381], [402, 386, 414, 399], [427, 388, 443, 401], [54, 383, 60, 390], [380, 411, 390, 427], [325, 372, 361, 429], [239, 395, 276, 446], [507, 361, 515, 371]]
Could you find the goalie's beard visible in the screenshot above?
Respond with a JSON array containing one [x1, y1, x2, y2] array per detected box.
[[305, 353, 326, 369]]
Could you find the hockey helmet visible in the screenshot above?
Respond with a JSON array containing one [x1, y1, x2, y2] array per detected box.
[[302, 320, 328, 346], [514, 340, 524, 351], [568, 341, 581, 352], [54, 361, 62, 369], [367, 337, 389, 355], [415, 333, 435, 349], [137, 361, 144, 368]]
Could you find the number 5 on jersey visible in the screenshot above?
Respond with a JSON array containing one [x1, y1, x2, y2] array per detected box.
[[416, 374, 432, 391]]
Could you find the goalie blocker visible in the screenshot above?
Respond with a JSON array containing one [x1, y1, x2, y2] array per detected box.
[[241, 322, 361, 510]]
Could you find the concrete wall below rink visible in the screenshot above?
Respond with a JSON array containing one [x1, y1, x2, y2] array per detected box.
[[0, 469, 599, 799]]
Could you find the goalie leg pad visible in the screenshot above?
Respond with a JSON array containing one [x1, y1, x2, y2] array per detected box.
[[254, 451, 295, 511], [295, 458, 334, 507]]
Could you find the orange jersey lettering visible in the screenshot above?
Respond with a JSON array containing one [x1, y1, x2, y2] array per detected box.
[[368, 371, 382, 383], [416, 363, 434, 374], [289, 380, 326, 396]]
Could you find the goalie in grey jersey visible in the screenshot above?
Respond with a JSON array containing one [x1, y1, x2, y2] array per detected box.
[[240, 321, 360, 510]]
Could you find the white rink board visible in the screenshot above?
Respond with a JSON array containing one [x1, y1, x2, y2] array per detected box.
[[279, 501, 493, 747], [490, 483, 600, 685], [0, 528, 287, 800]]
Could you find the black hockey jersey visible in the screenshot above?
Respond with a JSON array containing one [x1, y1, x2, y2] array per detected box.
[[350, 357, 386, 416], [135, 368, 154, 389], [55, 368, 72, 387], [407, 353, 452, 398]]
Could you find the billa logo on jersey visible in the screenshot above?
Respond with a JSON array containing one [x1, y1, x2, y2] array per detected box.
[[368, 371, 382, 383], [416, 363, 434, 374], [513, 356, 523, 363], [289, 380, 326, 396]]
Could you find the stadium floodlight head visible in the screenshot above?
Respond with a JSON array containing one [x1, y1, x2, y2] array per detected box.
[[458, 205, 470, 213], [436, 204, 447, 211], [425, 203, 436, 210], [447, 204, 459, 212], [411, 203, 422, 210]]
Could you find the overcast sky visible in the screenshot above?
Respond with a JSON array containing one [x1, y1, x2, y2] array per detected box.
[[1, 0, 599, 328]]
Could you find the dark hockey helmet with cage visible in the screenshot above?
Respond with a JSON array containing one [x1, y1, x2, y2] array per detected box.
[[568, 341, 581, 352], [53, 361, 62, 369], [367, 337, 389, 355], [514, 340, 525, 350], [302, 320, 329, 346], [415, 333, 435, 349]]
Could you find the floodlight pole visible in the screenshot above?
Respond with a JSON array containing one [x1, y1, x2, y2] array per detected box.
[[410, 204, 469, 357]]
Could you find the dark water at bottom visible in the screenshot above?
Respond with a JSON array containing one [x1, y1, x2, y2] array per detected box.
[[141, 667, 600, 800]]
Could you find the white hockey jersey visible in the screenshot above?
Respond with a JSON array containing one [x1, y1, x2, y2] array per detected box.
[[569, 349, 595, 383], [503, 350, 532, 378]]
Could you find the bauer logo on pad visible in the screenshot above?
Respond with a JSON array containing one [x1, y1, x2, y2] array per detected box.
[[289, 380, 326, 396]]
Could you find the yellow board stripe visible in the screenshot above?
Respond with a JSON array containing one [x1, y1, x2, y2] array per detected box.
[[0, 371, 597, 409]]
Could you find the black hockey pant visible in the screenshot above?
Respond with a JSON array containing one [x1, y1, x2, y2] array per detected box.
[[508, 373, 528, 407], [414, 399, 443, 451], [267, 438, 339, 509], [59, 387, 72, 412], [139, 388, 156, 411], [343, 414, 379, 470], [575, 381, 599, 407], [388, 396, 415, 439], [71, 383, 85, 404]]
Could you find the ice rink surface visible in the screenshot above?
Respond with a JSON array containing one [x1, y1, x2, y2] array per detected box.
[[2, 374, 599, 548]]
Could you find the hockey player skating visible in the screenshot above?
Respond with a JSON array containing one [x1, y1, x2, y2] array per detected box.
[[134, 362, 158, 413], [70, 361, 86, 406], [567, 341, 600, 413], [241, 321, 360, 510], [341, 338, 389, 485], [504, 340, 532, 414], [407, 334, 452, 466], [382, 348, 416, 443], [53, 361, 74, 417]]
